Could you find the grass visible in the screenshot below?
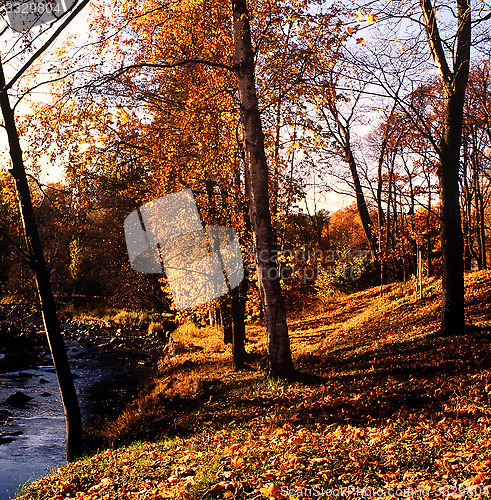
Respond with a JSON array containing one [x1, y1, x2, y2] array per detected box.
[[15, 270, 491, 499]]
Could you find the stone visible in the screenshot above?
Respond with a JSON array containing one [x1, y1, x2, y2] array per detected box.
[[4, 391, 32, 406]]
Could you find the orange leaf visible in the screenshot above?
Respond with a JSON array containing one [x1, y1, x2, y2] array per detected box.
[[261, 484, 280, 499]]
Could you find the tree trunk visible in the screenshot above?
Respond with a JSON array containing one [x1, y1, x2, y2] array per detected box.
[[480, 200, 487, 269], [230, 279, 247, 370], [439, 96, 466, 331], [0, 59, 83, 460], [344, 143, 377, 253], [220, 299, 233, 344], [232, 0, 295, 378], [426, 183, 433, 277]]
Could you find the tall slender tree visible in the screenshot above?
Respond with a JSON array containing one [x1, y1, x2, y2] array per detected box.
[[232, 0, 295, 378], [418, 0, 470, 333], [0, 0, 91, 460]]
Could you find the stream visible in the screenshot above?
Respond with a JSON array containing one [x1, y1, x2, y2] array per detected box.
[[0, 320, 164, 500]]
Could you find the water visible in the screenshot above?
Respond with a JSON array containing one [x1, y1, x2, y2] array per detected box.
[[0, 341, 130, 499]]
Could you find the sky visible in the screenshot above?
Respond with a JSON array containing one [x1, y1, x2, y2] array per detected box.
[[0, 0, 93, 183]]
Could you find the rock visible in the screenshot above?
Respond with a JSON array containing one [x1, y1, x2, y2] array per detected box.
[[41, 392, 51, 397], [4, 391, 32, 406], [39, 378, 49, 384], [0, 436, 13, 445]]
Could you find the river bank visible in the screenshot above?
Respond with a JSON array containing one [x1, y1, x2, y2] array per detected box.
[[0, 312, 168, 499]]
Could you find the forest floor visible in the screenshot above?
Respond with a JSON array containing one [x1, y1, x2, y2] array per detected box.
[[15, 270, 491, 500]]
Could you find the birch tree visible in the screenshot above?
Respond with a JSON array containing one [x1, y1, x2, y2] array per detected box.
[[231, 0, 295, 377]]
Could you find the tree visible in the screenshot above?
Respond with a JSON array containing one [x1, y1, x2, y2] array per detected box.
[[461, 63, 491, 270], [418, 0, 470, 333], [81, 0, 332, 377], [231, 0, 295, 378], [0, 0, 92, 460], [23, 0, 349, 376], [344, 0, 485, 333], [309, 73, 378, 254]]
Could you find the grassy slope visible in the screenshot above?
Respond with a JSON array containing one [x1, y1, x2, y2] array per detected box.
[[16, 270, 491, 499]]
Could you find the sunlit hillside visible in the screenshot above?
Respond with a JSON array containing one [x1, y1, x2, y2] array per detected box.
[[17, 270, 491, 499]]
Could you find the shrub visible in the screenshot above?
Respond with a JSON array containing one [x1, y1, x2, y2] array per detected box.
[[112, 310, 156, 331], [315, 257, 377, 301]]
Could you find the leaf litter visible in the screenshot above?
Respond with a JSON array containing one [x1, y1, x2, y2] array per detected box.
[[16, 270, 491, 499]]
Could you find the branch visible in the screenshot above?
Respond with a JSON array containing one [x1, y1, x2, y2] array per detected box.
[[2, 0, 92, 93], [419, 0, 453, 87], [26, 174, 65, 217], [95, 59, 234, 87], [0, 226, 30, 260]]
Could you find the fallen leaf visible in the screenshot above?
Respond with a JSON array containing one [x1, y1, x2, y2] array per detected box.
[[261, 484, 280, 499]]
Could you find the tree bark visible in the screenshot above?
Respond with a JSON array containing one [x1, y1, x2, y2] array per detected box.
[[232, 0, 295, 378], [230, 279, 247, 369], [220, 299, 233, 344], [0, 59, 83, 460], [439, 93, 466, 332]]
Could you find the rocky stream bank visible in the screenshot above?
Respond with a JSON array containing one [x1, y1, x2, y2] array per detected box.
[[0, 307, 174, 499]]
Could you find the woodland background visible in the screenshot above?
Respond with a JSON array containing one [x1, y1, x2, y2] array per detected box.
[[1, 0, 490, 323]]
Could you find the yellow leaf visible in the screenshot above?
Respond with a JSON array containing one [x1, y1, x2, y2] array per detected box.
[[223, 491, 234, 498], [367, 12, 379, 23], [355, 9, 364, 22], [261, 484, 280, 499], [232, 456, 244, 468]]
